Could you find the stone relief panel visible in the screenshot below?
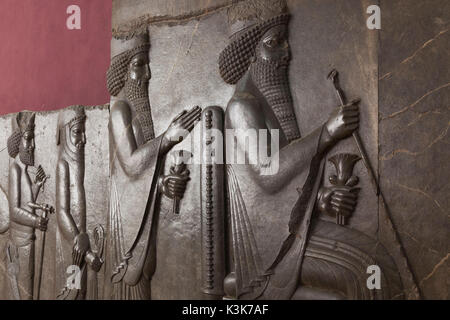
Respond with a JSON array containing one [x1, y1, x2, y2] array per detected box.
[[0, 106, 109, 300], [0, 0, 447, 300]]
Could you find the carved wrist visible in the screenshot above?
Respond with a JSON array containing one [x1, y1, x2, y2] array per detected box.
[[318, 124, 335, 155], [160, 135, 174, 155]]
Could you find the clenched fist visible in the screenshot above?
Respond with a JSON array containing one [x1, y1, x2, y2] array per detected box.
[[317, 186, 359, 219], [325, 98, 360, 142]]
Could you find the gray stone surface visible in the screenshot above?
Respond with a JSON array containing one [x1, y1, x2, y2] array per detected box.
[[379, 0, 449, 299]]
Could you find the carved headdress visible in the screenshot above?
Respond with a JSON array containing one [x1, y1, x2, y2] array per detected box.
[[56, 106, 86, 161], [219, 0, 289, 85], [7, 112, 35, 159], [106, 32, 150, 96]]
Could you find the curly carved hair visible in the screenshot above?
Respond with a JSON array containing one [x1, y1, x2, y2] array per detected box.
[[218, 14, 289, 85], [106, 44, 150, 96], [7, 130, 22, 158], [7, 112, 35, 159]]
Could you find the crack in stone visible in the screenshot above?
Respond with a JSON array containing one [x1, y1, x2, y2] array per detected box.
[[394, 182, 446, 216], [380, 123, 449, 160], [399, 230, 441, 256], [380, 83, 450, 121], [185, 21, 200, 56], [419, 253, 449, 286], [162, 19, 201, 91], [379, 28, 449, 81], [163, 40, 184, 89], [112, 0, 243, 39], [406, 109, 446, 128]]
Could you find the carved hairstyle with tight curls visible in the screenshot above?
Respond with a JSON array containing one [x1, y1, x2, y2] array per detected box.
[[218, 14, 289, 85], [7, 113, 35, 159], [7, 131, 22, 159], [106, 44, 150, 96]]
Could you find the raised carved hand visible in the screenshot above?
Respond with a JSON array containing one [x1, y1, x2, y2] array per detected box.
[[325, 98, 360, 143], [161, 106, 201, 154], [34, 165, 49, 189]]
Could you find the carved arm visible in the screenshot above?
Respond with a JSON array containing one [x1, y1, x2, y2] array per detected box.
[[225, 100, 333, 194], [110, 101, 164, 177], [9, 164, 39, 227]]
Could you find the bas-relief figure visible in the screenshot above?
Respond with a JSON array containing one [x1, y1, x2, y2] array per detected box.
[[219, 0, 407, 300], [0, 0, 432, 301], [3, 112, 51, 299], [105, 31, 200, 299], [54, 106, 102, 300]]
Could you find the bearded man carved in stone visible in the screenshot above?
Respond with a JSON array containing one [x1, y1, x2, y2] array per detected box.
[[6, 112, 50, 300], [106, 32, 201, 299], [55, 106, 102, 300], [220, 0, 403, 300]]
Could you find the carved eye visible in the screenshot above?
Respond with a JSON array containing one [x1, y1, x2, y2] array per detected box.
[[132, 60, 144, 67], [265, 38, 277, 48], [23, 133, 33, 140]]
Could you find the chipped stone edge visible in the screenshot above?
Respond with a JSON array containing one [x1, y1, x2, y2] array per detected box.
[[0, 104, 110, 120], [111, 1, 247, 39]]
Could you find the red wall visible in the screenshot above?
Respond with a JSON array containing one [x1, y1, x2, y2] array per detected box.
[[0, 0, 112, 115]]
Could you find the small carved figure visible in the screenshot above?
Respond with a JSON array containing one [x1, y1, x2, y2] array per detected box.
[[106, 31, 200, 299], [55, 106, 102, 300], [5, 112, 52, 300]]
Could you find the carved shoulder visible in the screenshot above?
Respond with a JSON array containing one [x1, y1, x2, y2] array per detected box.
[[110, 100, 132, 125], [225, 93, 266, 130], [9, 162, 20, 179], [56, 159, 69, 180], [8, 162, 21, 206]]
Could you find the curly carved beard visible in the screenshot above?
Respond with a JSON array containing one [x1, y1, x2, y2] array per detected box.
[[125, 77, 155, 142], [250, 57, 301, 142], [19, 141, 34, 166]]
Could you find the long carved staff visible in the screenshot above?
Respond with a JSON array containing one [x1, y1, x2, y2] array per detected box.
[[28, 202, 54, 300], [327, 69, 421, 299]]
